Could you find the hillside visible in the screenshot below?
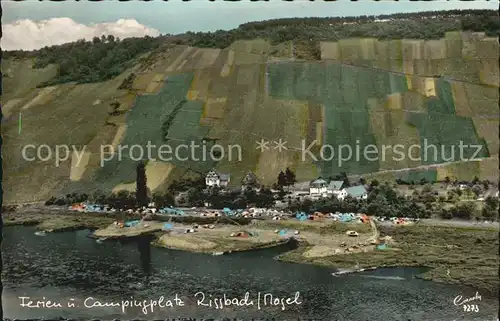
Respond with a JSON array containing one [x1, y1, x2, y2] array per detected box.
[[1, 12, 499, 203]]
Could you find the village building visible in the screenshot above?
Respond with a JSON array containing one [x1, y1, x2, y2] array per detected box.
[[339, 185, 368, 201], [327, 181, 345, 198], [205, 169, 230, 188], [309, 178, 328, 195]]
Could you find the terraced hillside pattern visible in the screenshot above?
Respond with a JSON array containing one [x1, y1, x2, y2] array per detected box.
[[2, 33, 499, 203]]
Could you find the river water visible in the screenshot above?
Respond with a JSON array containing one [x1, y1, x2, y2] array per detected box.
[[2, 226, 498, 321]]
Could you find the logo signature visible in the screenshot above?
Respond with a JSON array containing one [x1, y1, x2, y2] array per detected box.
[[453, 292, 482, 306], [453, 292, 481, 313]]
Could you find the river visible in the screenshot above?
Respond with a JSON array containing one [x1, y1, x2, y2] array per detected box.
[[2, 226, 498, 321]]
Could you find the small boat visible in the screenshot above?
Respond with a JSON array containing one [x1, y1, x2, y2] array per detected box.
[[212, 251, 224, 256], [331, 269, 354, 276], [96, 238, 107, 243], [34, 231, 47, 236]]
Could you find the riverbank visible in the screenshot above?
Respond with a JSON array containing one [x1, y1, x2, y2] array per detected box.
[[278, 223, 500, 296], [4, 205, 498, 295], [2, 205, 251, 232]]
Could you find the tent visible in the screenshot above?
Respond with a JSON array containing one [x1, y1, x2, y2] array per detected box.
[[278, 229, 287, 236], [159, 207, 184, 215], [376, 244, 387, 250], [124, 220, 140, 227], [296, 212, 309, 221], [223, 208, 234, 216], [359, 214, 370, 223], [163, 223, 173, 230], [339, 215, 352, 222], [85, 204, 103, 213]]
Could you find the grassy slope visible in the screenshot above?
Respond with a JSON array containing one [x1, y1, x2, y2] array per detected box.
[[2, 33, 498, 202]]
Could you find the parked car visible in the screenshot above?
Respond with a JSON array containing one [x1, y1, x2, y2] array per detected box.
[[346, 231, 359, 237]]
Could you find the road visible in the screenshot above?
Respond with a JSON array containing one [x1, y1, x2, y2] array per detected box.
[[376, 218, 499, 230]]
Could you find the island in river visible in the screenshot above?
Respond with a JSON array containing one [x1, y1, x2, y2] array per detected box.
[[3, 204, 499, 297]]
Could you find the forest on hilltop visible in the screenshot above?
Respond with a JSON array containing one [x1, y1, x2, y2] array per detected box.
[[3, 9, 499, 86]]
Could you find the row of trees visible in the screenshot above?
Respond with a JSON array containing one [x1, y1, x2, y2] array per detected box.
[[5, 35, 162, 86], [5, 10, 497, 86], [440, 197, 499, 221], [289, 182, 430, 218], [288, 178, 499, 221], [46, 161, 174, 210], [185, 9, 499, 49]]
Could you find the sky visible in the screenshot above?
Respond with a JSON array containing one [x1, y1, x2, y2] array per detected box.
[[1, 0, 498, 51]]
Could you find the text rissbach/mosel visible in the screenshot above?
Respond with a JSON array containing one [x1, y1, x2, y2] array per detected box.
[[19, 292, 302, 315]]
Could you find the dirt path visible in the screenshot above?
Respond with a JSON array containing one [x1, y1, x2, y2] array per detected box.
[[369, 218, 379, 241], [349, 157, 496, 180]]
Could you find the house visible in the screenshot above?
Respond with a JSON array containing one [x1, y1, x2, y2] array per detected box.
[[205, 169, 230, 187], [339, 185, 368, 201], [309, 178, 328, 195], [327, 180, 347, 199]]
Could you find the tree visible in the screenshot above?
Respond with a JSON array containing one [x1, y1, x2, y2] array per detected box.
[[152, 192, 174, 208], [471, 185, 483, 198], [447, 190, 460, 202], [359, 177, 366, 185], [472, 176, 479, 185], [444, 176, 451, 184], [136, 161, 148, 207], [482, 196, 499, 221], [186, 188, 206, 207], [451, 202, 477, 220], [440, 208, 453, 220], [91, 190, 106, 204], [277, 171, 287, 187], [422, 184, 433, 194], [255, 188, 275, 208], [284, 167, 296, 186], [242, 171, 258, 188], [369, 179, 379, 191]]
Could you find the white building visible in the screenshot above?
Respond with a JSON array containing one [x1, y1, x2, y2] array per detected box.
[[205, 169, 230, 187], [309, 178, 328, 195]]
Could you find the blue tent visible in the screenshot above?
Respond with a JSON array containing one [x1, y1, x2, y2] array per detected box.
[[125, 220, 140, 227], [163, 223, 173, 230], [339, 214, 353, 222], [85, 204, 102, 212], [278, 229, 287, 236], [223, 208, 234, 216], [376, 244, 387, 250], [295, 211, 309, 221], [159, 207, 184, 215]]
